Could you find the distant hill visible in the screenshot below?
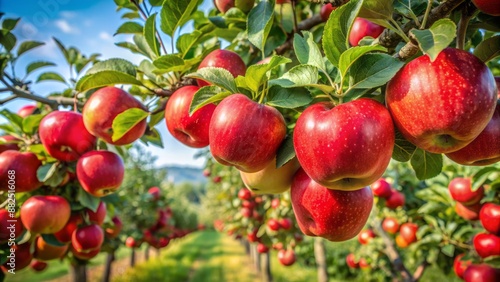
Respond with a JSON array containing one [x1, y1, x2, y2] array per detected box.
[[160, 165, 207, 184]]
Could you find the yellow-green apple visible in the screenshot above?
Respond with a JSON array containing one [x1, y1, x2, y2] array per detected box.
[[0, 209, 24, 244], [456, 202, 481, 221], [472, 0, 500, 16], [0, 135, 19, 153], [2, 242, 32, 270], [34, 236, 69, 261], [257, 243, 269, 253], [454, 254, 472, 279], [474, 233, 500, 258], [17, 105, 37, 117], [385, 190, 405, 209], [290, 169, 373, 242], [165, 86, 216, 148], [83, 86, 147, 145], [480, 203, 500, 235], [86, 201, 107, 225], [346, 253, 359, 268], [349, 18, 384, 46], [197, 50, 246, 87], [448, 177, 484, 205], [446, 103, 500, 166], [76, 150, 124, 197], [320, 3, 336, 22], [386, 48, 497, 153], [294, 98, 394, 191], [399, 223, 418, 244], [39, 111, 96, 162], [30, 260, 48, 272], [105, 216, 123, 238], [214, 0, 255, 13], [54, 214, 83, 244], [239, 158, 300, 194], [370, 178, 393, 198], [237, 188, 252, 200], [463, 264, 500, 282], [72, 224, 104, 253], [382, 217, 399, 234], [209, 94, 287, 173], [0, 150, 42, 192], [20, 195, 70, 234], [358, 229, 375, 244], [277, 249, 296, 266]]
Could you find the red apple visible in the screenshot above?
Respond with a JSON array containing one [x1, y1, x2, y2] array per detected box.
[[267, 219, 281, 231], [30, 260, 48, 272], [54, 213, 83, 244], [448, 178, 484, 205], [294, 99, 394, 191], [203, 169, 211, 177], [0, 209, 24, 244], [209, 94, 287, 173], [238, 188, 252, 200], [291, 168, 373, 242], [71, 246, 100, 260], [0, 135, 19, 153], [197, 50, 246, 87], [20, 195, 71, 234], [0, 150, 42, 193], [320, 4, 336, 22], [382, 217, 399, 234], [105, 216, 123, 238], [399, 223, 418, 244], [454, 254, 472, 279], [472, 0, 500, 16], [83, 86, 147, 145], [241, 207, 252, 218], [86, 201, 107, 225], [273, 242, 284, 250], [242, 200, 255, 210], [72, 224, 104, 253], [77, 150, 124, 197], [214, 0, 255, 13], [474, 233, 500, 258], [370, 178, 393, 198], [165, 85, 216, 148], [125, 237, 141, 248], [276, 0, 291, 4], [395, 235, 409, 248], [212, 176, 222, 183], [279, 218, 292, 230], [2, 242, 32, 271], [346, 253, 359, 268], [386, 48, 497, 154], [148, 186, 161, 200], [247, 229, 259, 242], [358, 229, 376, 245], [349, 18, 385, 46], [34, 236, 69, 261], [278, 249, 296, 266], [39, 111, 96, 162], [359, 258, 370, 269], [480, 203, 500, 236], [271, 198, 281, 209], [17, 105, 37, 117], [464, 264, 500, 282], [240, 157, 300, 194], [456, 202, 482, 221], [446, 103, 500, 166], [385, 190, 405, 209], [257, 243, 269, 253]]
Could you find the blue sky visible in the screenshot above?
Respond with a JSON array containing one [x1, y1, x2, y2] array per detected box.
[[1, 0, 213, 168]]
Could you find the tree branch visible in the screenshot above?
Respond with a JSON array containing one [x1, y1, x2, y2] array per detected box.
[[276, 14, 324, 55], [412, 261, 429, 281], [0, 95, 17, 105], [303, 0, 350, 5]]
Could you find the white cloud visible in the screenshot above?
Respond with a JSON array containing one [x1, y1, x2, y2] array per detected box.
[[83, 19, 93, 27], [99, 32, 112, 41], [59, 11, 77, 19], [54, 19, 80, 34]]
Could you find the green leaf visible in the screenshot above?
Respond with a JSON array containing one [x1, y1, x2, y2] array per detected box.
[[266, 86, 312, 109], [37, 163, 57, 182], [410, 149, 443, 180], [247, 0, 274, 53], [176, 30, 202, 57], [86, 58, 137, 76], [189, 86, 231, 115], [358, 0, 393, 28], [148, 110, 164, 128], [77, 188, 100, 211], [349, 53, 404, 89], [25, 61, 56, 75], [338, 45, 386, 79], [41, 234, 66, 246], [122, 12, 140, 19], [76, 71, 143, 92], [144, 13, 160, 57], [441, 244, 455, 257], [153, 54, 185, 73], [22, 114, 45, 135], [410, 19, 457, 62], [115, 41, 144, 56], [472, 167, 498, 192], [52, 37, 69, 62], [0, 109, 23, 132], [111, 108, 149, 142], [114, 21, 143, 35], [269, 65, 319, 88], [322, 0, 363, 66], [392, 130, 417, 162], [186, 67, 238, 93], [293, 31, 325, 70], [140, 127, 163, 148], [276, 134, 295, 168], [36, 72, 66, 84], [0, 31, 16, 51], [133, 35, 157, 60], [17, 41, 44, 57], [2, 18, 20, 30], [244, 55, 291, 92], [473, 35, 500, 63], [160, 0, 199, 37]]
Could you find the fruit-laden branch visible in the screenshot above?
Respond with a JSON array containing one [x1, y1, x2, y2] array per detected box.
[[303, 0, 350, 5], [150, 77, 197, 114], [276, 14, 324, 55], [381, 0, 466, 59], [373, 222, 414, 282]]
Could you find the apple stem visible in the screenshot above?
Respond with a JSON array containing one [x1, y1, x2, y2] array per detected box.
[[389, 18, 411, 43]]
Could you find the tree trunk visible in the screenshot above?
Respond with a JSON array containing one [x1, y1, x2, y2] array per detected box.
[[130, 248, 136, 267], [251, 244, 261, 273], [70, 263, 87, 282], [102, 252, 115, 282], [261, 252, 273, 282], [314, 237, 329, 282], [156, 248, 161, 257], [145, 245, 150, 261], [244, 240, 250, 255]]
